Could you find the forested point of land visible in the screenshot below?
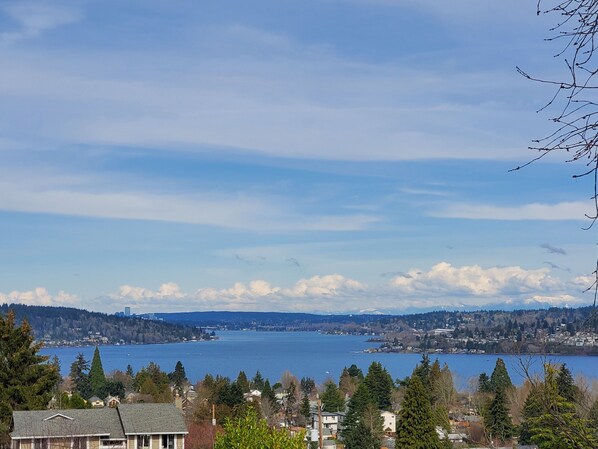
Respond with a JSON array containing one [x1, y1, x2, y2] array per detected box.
[[0, 304, 210, 346]]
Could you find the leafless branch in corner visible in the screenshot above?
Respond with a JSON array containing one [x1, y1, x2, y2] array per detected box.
[[513, 0, 598, 325]]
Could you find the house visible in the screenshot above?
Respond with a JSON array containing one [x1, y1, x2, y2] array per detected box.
[[312, 412, 344, 438], [11, 403, 188, 449], [105, 396, 120, 408], [89, 397, 105, 408], [380, 411, 396, 435]]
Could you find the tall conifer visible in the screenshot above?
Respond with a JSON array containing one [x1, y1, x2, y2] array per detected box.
[[89, 346, 106, 395], [0, 311, 60, 440], [396, 375, 442, 449]]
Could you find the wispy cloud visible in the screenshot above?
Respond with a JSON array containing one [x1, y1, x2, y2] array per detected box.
[[432, 201, 590, 221], [1, 2, 81, 43], [540, 243, 567, 255], [0, 176, 379, 232], [286, 258, 301, 267]]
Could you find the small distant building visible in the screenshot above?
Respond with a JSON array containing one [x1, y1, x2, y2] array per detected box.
[[105, 396, 120, 408], [125, 307, 131, 316], [89, 396, 105, 408], [312, 412, 344, 439], [380, 411, 396, 435]]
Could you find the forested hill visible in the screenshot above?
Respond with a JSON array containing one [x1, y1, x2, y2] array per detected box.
[[157, 311, 381, 332], [0, 304, 205, 346]]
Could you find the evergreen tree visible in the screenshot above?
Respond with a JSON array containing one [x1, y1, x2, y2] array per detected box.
[[484, 387, 514, 443], [364, 361, 393, 410], [300, 394, 311, 422], [341, 382, 375, 443], [70, 353, 92, 398], [339, 367, 359, 396], [343, 420, 381, 449], [219, 381, 245, 409], [126, 364, 135, 378], [321, 381, 345, 412], [412, 353, 432, 390], [429, 359, 442, 397], [490, 358, 512, 393], [170, 361, 187, 393], [96, 381, 125, 400], [347, 364, 364, 380], [396, 375, 442, 449], [261, 379, 276, 405], [236, 371, 250, 393], [524, 364, 597, 449], [89, 346, 106, 395], [252, 370, 265, 391], [478, 372, 492, 393], [300, 377, 316, 396], [342, 383, 382, 449], [519, 385, 543, 445], [556, 363, 579, 403], [0, 311, 60, 440]]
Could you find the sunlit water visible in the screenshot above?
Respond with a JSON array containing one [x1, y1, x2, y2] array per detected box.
[[42, 330, 598, 388]]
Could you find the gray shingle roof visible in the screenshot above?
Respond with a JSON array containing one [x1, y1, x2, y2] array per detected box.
[[117, 404, 187, 435], [11, 409, 125, 440]]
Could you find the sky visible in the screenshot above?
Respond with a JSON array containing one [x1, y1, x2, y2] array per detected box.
[[0, 0, 596, 314]]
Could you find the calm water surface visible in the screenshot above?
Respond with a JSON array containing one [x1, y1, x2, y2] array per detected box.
[[42, 331, 598, 387]]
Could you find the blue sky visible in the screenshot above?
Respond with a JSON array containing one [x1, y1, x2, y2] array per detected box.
[[0, 0, 595, 313]]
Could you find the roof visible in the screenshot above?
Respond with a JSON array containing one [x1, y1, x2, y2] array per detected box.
[[118, 404, 187, 435], [12, 408, 125, 440]]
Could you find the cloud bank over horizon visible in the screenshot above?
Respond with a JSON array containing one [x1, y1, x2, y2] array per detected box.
[[2, 262, 592, 315]]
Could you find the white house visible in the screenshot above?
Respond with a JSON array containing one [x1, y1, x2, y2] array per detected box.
[[380, 411, 396, 435]]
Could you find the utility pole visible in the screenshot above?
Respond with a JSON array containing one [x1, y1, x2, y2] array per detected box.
[[211, 403, 216, 448], [317, 397, 323, 449]]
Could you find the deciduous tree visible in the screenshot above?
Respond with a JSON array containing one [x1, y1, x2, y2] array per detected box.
[[214, 408, 304, 449]]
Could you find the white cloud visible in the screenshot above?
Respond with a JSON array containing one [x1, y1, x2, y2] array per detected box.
[[389, 262, 559, 296], [6, 262, 591, 313], [112, 283, 186, 302], [524, 294, 581, 306], [98, 263, 589, 313], [0, 287, 79, 306], [432, 201, 590, 221]]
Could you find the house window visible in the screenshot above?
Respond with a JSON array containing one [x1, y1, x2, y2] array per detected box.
[[73, 437, 86, 449], [137, 435, 150, 449], [12, 440, 20, 449], [161, 435, 174, 449], [34, 439, 48, 449], [100, 437, 124, 448]]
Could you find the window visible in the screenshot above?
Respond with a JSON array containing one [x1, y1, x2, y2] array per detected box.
[[161, 435, 174, 449], [137, 435, 150, 449], [34, 439, 48, 449], [12, 440, 20, 449], [100, 437, 124, 448], [73, 437, 86, 449]]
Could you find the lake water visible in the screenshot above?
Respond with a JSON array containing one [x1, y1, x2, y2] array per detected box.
[[41, 331, 598, 388]]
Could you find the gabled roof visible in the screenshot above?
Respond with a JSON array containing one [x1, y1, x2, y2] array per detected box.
[[12, 408, 125, 440], [117, 404, 187, 435]]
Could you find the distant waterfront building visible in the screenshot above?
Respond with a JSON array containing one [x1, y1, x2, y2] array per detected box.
[[125, 307, 131, 316]]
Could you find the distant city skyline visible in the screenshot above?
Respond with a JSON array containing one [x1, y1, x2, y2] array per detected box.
[[0, 1, 595, 313]]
